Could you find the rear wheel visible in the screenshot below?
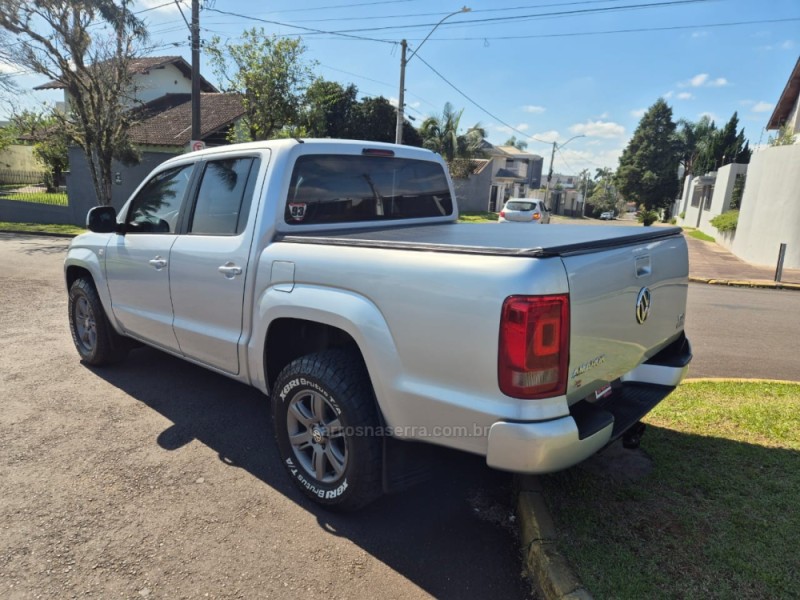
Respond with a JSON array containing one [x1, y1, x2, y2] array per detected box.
[[272, 349, 383, 511], [68, 278, 129, 365]]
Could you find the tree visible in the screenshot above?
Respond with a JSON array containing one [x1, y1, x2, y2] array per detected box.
[[420, 102, 485, 163], [504, 135, 528, 150], [586, 168, 616, 216], [768, 123, 797, 147], [207, 29, 315, 141], [675, 115, 715, 178], [11, 110, 70, 191], [0, 0, 146, 205], [692, 112, 751, 174], [347, 96, 422, 146], [302, 78, 358, 138], [616, 99, 680, 211]]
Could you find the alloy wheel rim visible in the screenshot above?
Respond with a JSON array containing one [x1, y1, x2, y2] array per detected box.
[[286, 390, 348, 484], [74, 297, 97, 352]]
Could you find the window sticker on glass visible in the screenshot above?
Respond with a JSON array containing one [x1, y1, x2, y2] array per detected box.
[[288, 203, 307, 221]]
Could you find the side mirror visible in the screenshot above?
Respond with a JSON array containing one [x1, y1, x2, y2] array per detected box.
[[86, 206, 118, 233]]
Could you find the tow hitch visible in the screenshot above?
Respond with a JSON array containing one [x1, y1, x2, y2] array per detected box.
[[622, 421, 646, 449]]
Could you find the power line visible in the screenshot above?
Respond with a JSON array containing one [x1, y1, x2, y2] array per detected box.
[[203, 7, 395, 44], [219, 0, 634, 25], [292, 0, 723, 35], [413, 54, 553, 147], [404, 15, 800, 42]]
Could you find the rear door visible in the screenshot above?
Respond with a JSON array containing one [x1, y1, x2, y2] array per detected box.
[[105, 163, 196, 351], [562, 233, 689, 402], [168, 155, 264, 374]]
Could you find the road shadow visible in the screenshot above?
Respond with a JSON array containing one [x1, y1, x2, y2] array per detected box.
[[89, 345, 530, 599]]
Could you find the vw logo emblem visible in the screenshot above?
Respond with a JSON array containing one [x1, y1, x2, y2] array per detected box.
[[636, 287, 651, 324]]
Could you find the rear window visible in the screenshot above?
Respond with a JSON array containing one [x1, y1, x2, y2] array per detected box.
[[505, 201, 536, 211], [284, 154, 452, 225]]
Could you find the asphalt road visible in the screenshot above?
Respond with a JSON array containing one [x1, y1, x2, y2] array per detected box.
[[685, 283, 800, 381], [0, 233, 530, 600]]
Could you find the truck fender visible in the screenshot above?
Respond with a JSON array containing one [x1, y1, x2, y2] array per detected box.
[[248, 284, 404, 428], [64, 250, 123, 334]]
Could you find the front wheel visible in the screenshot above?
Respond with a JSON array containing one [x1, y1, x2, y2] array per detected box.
[[272, 349, 383, 511], [68, 277, 129, 366]]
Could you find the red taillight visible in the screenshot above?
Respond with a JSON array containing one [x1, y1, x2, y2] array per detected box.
[[499, 210, 505, 218], [532, 212, 541, 221], [498, 295, 570, 399]]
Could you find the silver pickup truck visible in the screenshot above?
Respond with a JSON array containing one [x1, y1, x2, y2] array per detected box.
[[65, 139, 691, 510]]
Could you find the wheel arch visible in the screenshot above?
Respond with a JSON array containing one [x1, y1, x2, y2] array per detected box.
[[249, 285, 404, 427]]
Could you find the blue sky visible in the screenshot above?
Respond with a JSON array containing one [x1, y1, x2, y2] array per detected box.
[[5, 0, 799, 174]]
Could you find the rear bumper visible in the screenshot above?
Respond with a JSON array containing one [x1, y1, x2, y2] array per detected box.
[[486, 334, 692, 473]]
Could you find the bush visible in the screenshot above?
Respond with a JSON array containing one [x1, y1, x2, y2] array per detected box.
[[709, 210, 739, 233], [670, 218, 677, 225], [679, 212, 685, 219], [638, 209, 659, 226]]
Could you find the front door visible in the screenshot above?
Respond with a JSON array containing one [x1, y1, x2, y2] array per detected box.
[[169, 156, 263, 374], [105, 163, 195, 352]]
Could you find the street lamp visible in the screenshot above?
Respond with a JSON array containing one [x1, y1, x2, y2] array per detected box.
[[545, 134, 585, 213], [395, 6, 471, 144]]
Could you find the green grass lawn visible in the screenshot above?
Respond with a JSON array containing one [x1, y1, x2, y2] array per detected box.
[[458, 211, 498, 223], [0, 221, 85, 236], [541, 381, 800, 599], [0, 191, 68, 206], [683, 227, 716, 242]]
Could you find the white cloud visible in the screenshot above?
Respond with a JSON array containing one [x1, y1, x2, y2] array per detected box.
[[781, 40, 796, 50], [557, 147, 624, 173], [663, 91, 674, 99], [531, 130, 560, 143], [691, 31, 708, 38], [752, 101, 774, 113], [495, 123, 530, 134], [689, 73, 708, 87], [137, 0, 180, 12], [631, 108, 646, 118], [569, 120, 625, 139], [522, 105, 545, 114], [0, 60, 19, 74], [677, 92, 694, 100], [678, 73, 729, 89]]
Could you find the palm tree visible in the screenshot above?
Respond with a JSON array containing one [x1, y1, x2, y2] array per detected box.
[[420, 102, 485, 163]]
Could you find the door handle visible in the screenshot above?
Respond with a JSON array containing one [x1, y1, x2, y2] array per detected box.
[[218, 262, 243, 278], [148, 256, 167, 270]]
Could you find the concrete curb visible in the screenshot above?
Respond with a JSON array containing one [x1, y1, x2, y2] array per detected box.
[[0, 229, 79, 238], [516, 476, 592, 600], [689, 276, 800, 291]]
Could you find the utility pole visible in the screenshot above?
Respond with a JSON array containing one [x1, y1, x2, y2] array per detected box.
[[394, 39, 407, 145], [544, 140, 556, 211], [191, 0, 201, 142]]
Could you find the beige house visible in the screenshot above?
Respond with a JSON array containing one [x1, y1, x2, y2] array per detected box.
[[767, 56, 800, 139]]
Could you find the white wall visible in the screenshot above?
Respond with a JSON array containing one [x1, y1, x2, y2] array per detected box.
[[131, 64, 192, 104], [732, 144, 800, 269], [0, 145, 44, 172], [698, 163, 747, 238]]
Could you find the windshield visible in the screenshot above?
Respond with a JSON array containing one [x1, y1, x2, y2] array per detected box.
[[285, 154, 453, 225], [505, 201, 536, 211]]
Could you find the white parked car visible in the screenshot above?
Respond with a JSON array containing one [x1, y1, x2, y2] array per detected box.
[[600, 211, 615, 220], [498, 198, 550, 224]]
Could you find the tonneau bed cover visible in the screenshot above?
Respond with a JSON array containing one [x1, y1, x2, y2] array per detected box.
[[276, 223, 683, 257]]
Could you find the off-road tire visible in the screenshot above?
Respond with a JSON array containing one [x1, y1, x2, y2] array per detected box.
[[272, 349, 383, 511], [68, 277, 130, 366]]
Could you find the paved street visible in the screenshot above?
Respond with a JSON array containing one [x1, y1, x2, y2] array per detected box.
[[0, 234, 529, 599], [686, 283, 800, 381]]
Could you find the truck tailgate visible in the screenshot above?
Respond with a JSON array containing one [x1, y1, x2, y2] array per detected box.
[[562, 232, 688, 403]]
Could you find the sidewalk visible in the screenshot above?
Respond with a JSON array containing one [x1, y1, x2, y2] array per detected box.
[[685, 235, 800, 288]]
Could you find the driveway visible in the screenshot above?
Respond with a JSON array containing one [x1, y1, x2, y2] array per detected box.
[[0, 234, 530, 599]]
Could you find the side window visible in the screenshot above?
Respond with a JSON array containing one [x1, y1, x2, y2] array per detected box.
[[189, 157, 258, 235], [127, 164, 194, 233]]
